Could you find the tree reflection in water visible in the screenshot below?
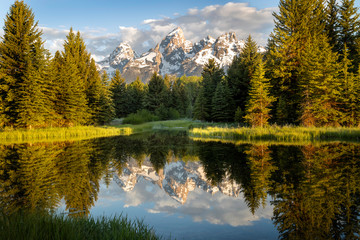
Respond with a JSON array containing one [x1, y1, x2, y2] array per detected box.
[[0, 132, 359, 238]]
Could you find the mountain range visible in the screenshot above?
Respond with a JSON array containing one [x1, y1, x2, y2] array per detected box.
[[97, 27, 263, 83]]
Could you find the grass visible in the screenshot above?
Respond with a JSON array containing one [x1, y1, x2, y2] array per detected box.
[[0, 126, 132, 144], [189, 126, 360, 143], [118, 119, 208, 134], [0, 211, 161, 240]]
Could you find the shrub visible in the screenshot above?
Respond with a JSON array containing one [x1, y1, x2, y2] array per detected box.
[[123, 109, 159, 125]]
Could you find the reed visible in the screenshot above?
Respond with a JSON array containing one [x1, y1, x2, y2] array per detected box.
[[0, 126, 132, 144], [0, 212, 161, 240], [189, 126, 360, 143]]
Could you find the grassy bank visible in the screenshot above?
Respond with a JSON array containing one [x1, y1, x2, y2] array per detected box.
[[118, 119, 208, 134], [189, 126, 360, 143], [0, 212, 160, 240], [0, 126, 132, 144]]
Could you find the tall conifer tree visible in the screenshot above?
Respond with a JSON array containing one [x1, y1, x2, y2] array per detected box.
[[267, 0, 326, 124], [126, 77, 145, 114], [0, 0, 53, 128], [110, 70, 127, 118], [194, 59, 223, 121], [211, 80, 234, 122], [337, 0, 360, 68], [227, 35, 261, 113], [244, 60, 275, 127]]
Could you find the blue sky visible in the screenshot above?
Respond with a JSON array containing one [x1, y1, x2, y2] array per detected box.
[[1, 0, 358, 60], [0, 0, 279, 30]]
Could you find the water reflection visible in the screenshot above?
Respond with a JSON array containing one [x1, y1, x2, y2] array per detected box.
[[0, 132, 359, 239]]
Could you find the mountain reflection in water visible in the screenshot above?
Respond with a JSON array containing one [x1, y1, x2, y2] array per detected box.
[[0, 131, 359, 239]]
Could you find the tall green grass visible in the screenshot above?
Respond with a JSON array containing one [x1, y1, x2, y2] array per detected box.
[[120, 119, 205, 133], [189, 126, 360, 143], [0, 126, 132, 144], [0, 212, 161, 240]]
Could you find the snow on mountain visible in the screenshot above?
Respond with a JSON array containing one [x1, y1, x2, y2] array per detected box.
[[113, 157, 241, 204], [97, 27, 252, 83]]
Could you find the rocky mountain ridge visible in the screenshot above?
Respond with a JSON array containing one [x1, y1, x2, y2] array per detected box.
[[98, 27, 261, 83], [113, 158, 241, 204]]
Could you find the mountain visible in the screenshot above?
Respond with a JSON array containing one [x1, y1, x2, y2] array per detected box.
[[98, 27, 258, 83], [113, 157, 241, 204]]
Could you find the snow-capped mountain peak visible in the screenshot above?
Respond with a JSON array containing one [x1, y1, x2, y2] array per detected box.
[[97, 27, 253, 83]]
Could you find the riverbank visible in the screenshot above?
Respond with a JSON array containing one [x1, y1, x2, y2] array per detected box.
[[0, 126, 132, 144], [0, 212, 160, 240], [189, 126, 360, 143]]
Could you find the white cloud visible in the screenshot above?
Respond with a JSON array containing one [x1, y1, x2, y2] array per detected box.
[[39, 2, 276, 61]]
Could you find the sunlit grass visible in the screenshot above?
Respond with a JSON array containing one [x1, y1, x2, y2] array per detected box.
[[0, 212, 161, 240], [189, 126, 360, 143], [0, 126, 132, 144]]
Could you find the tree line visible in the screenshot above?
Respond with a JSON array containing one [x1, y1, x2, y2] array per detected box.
[[1, 0, 360, 129]]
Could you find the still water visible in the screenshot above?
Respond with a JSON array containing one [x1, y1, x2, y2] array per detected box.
[[0, 131, 359, 239]]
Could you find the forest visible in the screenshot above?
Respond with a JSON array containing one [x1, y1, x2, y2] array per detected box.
[[0, 0, 360, 129]]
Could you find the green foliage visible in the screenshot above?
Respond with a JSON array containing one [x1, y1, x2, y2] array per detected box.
[[234, 107, 244, 123], [337, 0, 360, 68], [122, 109, 159, 125], [143, 73, 168, 112], [194, 59, 224, 121], [227, 35, 262, 112], [126, 77, 145, 115], [338, 47, 360, 126], [244, 60, 275, 127], [211, 80, 234, 122], [0, 0, 54, 128], [266, 0, 327, 124], [299, 33, 341, 127], [110, 70, 127, 117]]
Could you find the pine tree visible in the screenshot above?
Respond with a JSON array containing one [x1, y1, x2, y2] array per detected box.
[[143, 72, 167, 112], [337, 0, 360, 68], [95, 72, 115, 124], [51, 50, 89, 126], [0, 0, 54, 128], [170, 78, 188, 116], [193, 59, 223, 121], [193, 88, 209, 121], [325, 0, 339, 50], [211, 80, 234, 122], [266, 0, 326, 124], [109, 70, 127, 118], [227, 35, 262, 112], [338, 46, 360, 126], [298, 32, 341, 127], [244, 60, 275, 127], [126, 76, 145, 114]]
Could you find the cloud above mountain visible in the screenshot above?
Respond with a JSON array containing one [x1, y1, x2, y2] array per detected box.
[[40, 2, 276, 61]]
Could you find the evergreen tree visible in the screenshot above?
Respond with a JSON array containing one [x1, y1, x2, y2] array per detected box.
[[143, 72, 167, 112], [211, 80, 234, 122], [338, 47, 360, 126], [244, 60, 275, 127], [51, 50, 89, 126], [266, 0, 326, 124], [109, 70, 127, 118], [299, 35, 341, 127], [126, 76, 145, 114], [0, 0, 54, 128], [193, 59, 223, 121], [337, 0, 360, 68], [170, 78, 188, 116], [227, 35, 262, 113], [95, 72, 115, 124], [193, 88, 209, 121], [325, 0, 339, 50]]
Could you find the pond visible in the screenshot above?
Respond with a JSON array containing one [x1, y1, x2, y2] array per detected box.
[[0, 131, 359, 239]]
